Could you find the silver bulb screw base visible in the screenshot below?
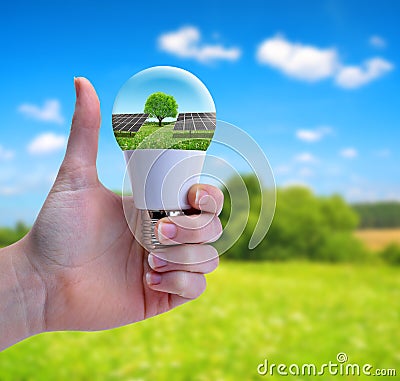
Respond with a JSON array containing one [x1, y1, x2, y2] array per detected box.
[[141, 210, 186, 251]]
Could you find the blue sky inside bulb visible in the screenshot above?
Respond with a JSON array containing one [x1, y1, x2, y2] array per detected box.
[[112, 66, 216, 151]]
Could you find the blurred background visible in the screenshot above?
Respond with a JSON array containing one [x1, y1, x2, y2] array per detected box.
[[0, 0, 399, 379]]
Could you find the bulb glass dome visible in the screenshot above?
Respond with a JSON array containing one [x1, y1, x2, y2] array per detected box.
[[112, 66, 216, 151]]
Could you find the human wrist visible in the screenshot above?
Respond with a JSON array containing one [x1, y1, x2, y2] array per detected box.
[[0, 237, 46, 350]]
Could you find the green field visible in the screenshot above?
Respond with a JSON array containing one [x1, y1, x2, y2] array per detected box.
[[115, 123, 213, 151], [0, 262, 398, 380]]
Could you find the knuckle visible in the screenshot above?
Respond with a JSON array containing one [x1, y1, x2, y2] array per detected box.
[[174, 273, 189, 296], [215, 217, 223, 234], [204, 256, 219, 273], [207, 218, 223, 243], [205, 244, 219, 261], [197, 276, 207, 296], [185, 223, 204, 243], [216, 187, 224, 205]]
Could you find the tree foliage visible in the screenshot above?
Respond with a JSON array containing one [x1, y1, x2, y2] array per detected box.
[[352, 202, 400, 228], [380, 243, 400, 266], [0, 222, 29, 248], [219, 174, 367, 262], [144, 92, 178, 126]]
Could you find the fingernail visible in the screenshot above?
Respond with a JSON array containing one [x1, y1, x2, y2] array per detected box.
[[195, 189, 208, 206], [74, 77, 80, 99], [158, 222, 177, 240], [148, 253, 167, 269], [146, 271, 162, 285]]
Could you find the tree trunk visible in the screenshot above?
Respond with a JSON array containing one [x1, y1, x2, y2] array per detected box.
[[158, 117, 162, 126]]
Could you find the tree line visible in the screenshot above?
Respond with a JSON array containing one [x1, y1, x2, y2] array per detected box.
[[351, 202, 400, 228]]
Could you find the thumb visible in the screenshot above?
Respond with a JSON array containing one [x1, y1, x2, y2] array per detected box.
[[62, 77, 101, 171]]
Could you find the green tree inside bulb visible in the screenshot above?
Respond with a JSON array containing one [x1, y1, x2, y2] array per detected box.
[[144, 92, 178, 127]]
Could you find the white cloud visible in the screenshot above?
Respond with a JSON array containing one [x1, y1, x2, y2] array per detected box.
[[0, 145, 15, 160], [345, 186, 376, 202], [0, 186, 21, 196], [28, 133, 67, 155], [340, 147, 358, 159], [158, 26, 241, 63], [0, 164, 59, 198], [256, 34, 394, 89], [344, 175, 400, 202], [296, 126, 332, 142], [295, 152, 318, 163], [335, 58, 393, 89], [385, 191, 400, 201], [274, 164, 291, 175], [369, 35, 386, 48], [299, 167, 314, 177], [256, 34, 339, 81], [298, 167, 314, 177], [18, 99, 64, 124]]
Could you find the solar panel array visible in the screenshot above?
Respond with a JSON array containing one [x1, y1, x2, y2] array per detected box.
[[112, 113, 149, 132], [174, 112, 216, 131]]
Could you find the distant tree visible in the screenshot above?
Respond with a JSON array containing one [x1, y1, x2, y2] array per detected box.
[[0, 221, 29, 248], [144, 92, 178, 126], [380, 243, 400, 266], [218, 174, 367, 262], [352, 202, 400, 228]]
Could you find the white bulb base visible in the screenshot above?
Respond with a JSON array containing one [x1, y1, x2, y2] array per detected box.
[[124, 149, 206, 250], [124, 149, 206, 211]]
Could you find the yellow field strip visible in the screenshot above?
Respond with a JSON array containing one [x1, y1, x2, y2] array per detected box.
[[354, 228, 400, 251]]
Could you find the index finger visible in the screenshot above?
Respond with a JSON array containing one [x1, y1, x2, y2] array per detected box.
[[187, 184, 224, 215]]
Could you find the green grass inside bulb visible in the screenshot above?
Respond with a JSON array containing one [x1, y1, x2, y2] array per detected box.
[[114, 122, 214, 151]]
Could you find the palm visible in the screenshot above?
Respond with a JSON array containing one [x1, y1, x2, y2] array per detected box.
[[27, 160, 175, 331]]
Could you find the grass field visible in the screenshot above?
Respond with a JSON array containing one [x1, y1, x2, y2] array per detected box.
[[0, 262, 398, 380], [115, 123, 213, 151], [355, 228, 400, 251]]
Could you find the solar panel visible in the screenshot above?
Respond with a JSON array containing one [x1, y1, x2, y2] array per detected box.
[[112, 113, 149, 132], [173, 112, 216, 131]]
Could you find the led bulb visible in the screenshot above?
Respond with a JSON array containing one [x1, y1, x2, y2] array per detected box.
[[112, 66, 216, 250]]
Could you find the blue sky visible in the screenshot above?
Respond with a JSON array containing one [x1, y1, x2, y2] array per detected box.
[[113, 66, 215, 114], [0, 0, 399, 225]]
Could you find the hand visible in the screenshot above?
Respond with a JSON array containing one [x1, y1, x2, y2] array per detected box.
[[0, 78, 223, 349]]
